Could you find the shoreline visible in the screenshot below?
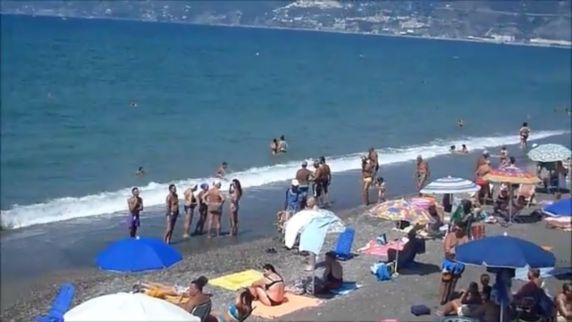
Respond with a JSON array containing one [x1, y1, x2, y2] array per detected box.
[[2, 12, 571, 50]]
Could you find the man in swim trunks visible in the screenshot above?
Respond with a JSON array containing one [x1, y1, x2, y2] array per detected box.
[[164, 184, 179, 244], [519, 122, 531, 149], [295, 161, 313, 196], [216, 162, 228, 179], [319, 156, 332, 207], [203, 180, 225, 238], [361, 156, 375, 205], [278, 135, 288, 153], [182, 185, 198, 239], [312, 160, 322, 201], [127, 187, 143, 238], [194, 183, 209, 235], [556, 283, 572, 322], [416, 155, 430, 193], [368, 147, 379, 176]]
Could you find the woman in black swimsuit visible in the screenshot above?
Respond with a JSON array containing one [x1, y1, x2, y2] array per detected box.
[[249, 264, 285, 306]]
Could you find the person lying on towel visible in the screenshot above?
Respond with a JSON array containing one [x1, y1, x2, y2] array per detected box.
[[248, 264, 285, 306]]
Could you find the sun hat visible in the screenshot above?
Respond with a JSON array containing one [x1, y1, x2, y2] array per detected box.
[[291, 179, 299, 186]]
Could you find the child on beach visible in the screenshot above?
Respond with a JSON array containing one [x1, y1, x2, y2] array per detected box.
[[375, 177, 386, 203]]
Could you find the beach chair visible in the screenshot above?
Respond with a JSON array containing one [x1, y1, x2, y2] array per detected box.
[[36, 283, 75, 322], [517, 184, 536, 207], [191, 300, 212, 322], [332, 227, 355, 261]]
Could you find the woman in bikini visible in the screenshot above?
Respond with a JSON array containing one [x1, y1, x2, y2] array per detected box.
[[183, 185, 198, 239], [228, 179, 242, 236], [249, 264, 285, 306]]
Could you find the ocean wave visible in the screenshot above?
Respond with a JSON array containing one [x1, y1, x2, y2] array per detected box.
[[1, 130, 567, 229]]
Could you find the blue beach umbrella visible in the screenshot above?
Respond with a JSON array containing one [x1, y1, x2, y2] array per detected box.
[[456, 235, 555, 269], [543, 198, 572, 217], [96, 237, 182, 272]]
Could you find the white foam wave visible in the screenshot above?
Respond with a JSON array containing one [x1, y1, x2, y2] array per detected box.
[[1, 130, 567, 229]]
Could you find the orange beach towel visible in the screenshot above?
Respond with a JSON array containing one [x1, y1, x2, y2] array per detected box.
[[252, 293, 323, 319]]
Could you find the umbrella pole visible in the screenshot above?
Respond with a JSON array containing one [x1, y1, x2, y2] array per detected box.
[[509, 186, 513, 224]]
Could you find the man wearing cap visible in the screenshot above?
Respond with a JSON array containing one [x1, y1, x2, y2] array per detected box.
[[285, 179, 303, 214], [182, 184, 198, 239], [296, 161, 313, 197]]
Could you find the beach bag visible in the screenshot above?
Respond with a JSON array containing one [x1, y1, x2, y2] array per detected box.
[[375, 263, 392, 281], [410, 304, 431, 316]]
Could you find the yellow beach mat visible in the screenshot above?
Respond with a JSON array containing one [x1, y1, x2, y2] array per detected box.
[[209, 269, 263, 291], [252, 293, 323, 319], [145, 288, 189, 304]]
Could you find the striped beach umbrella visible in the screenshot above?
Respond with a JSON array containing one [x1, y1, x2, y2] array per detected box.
[[528, 144, 571, 162], [483, 167, 540, 185], [369, 199, 434, 224], [420, 176, 479, 194]]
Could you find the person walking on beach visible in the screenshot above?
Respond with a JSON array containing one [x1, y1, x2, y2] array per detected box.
[[361, 156, 375, 205], [194, 183, 209, 235], [295, 161, 313, 197], [278, 135, 288, 153], [203, 180, 225, 238], [319, 156, 332, 207], [228, 178, 242, 236], [215, 162, 228, 179], [164, 184, 179, 244], [182, 185, 198, 239], [127, 187, 143, 238], [416, 155, 430, 193], [519, 122, 531, 149], [368, 147, 379, 176]]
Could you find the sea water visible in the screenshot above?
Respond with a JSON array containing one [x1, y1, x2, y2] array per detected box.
[[2, 15, 570, 229]]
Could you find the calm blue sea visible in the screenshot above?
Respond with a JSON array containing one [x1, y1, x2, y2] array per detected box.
[[0, 15, 571, 288]]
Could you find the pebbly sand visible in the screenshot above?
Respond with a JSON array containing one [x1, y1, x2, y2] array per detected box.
[[2, 191, 571, 322]]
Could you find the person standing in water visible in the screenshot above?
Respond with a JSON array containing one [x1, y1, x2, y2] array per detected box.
[[228, 179, 242, 236], [519, 122, 531, 149], [295, 161, 313, 197], [203, 181, 225, 238], [278, 135, 288, 153], [194, 183, 209, 235], [164, 184, 179, 244], [361, 156, 375, 205], [127, 187, 143, 238], [416, 155, 430, 193], [216, 162, 228, 179], [182, 185, 198, 239], [368, 147, 379, 177], [319, 156, 332, 207], [135, 166, 145, 176], [269, 138, 278, 155], [457, 119, 464, 128]]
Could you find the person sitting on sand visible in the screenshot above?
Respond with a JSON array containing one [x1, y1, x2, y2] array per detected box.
[[426, 205, 444, 235], [513, 268, 542, 304], [439, 281, 483, 317], [387, 229, 419, 264], [555, 283, 572, 322], [249, 264, 285, 306], [473, 285, 500, 322], [209, 289, 254, 322], [320, 251, 343, 291]]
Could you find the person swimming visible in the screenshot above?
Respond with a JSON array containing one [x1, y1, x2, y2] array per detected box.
[[449, 145, 456, 153], [136, 166, 145, 176], [461, 144, 469, 154], [457, 119, 464, 128]]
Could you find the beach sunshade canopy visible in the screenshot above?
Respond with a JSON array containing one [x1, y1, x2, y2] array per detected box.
[[369, 199, 434, 224], [483, 167, 540, 185], [420, 176, 480, 194], [284, 208, 341, 249], [64, 292, 199, 321], [292, 210, 344, 254], [527, 144, 571, 162], [543, 198, 572, 217], [456, 235, 556, 269], [96, 237, 182, 272]]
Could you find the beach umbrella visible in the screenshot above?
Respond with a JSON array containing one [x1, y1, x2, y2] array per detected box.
[[96, 237, 182, 273], [543, 198, 572, 217], [63, 292, 199, 321], [298, 212, 345, 255], [420, 176, 479, 194], [284, 208, 339, 249], [369, 199, 434, 225], [527, 144, 571, 162]]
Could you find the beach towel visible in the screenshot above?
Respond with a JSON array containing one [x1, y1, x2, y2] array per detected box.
[[209, 269, 263, 291], [251, 293, 322, 319], [333, 227, 355, 260], [36, 283, 75, 322], [145, 288, 189, 304], [514, 267, 572, 281], [358, 240, 404, 257], [329, 282, 361, 296]]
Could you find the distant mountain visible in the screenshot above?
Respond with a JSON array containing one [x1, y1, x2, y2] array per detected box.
[[2, 0, 571, 46]]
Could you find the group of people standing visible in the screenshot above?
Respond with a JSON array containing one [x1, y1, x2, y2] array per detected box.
[[127, 176, 243, 243], [285, 156, 332, 214]]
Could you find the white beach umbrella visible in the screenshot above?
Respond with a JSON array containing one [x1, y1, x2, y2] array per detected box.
[[528, 144, 571, 162], [64, 292, 199, 322], [284, 209, 339, 249], [420, 176, 479, 194]]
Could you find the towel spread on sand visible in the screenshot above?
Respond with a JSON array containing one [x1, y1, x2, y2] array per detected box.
[[251, 293, 322, 319], [329, 282, 361, 296], [145, 288, 188, 304], [209, 269, 263, 291], [357, 240, 404, 257]]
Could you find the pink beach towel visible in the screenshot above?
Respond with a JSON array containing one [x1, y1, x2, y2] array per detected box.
[[358, 240, 404, 257]]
